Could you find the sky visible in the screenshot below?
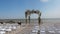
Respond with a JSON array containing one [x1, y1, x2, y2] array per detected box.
[[0, 0, 60, 19]]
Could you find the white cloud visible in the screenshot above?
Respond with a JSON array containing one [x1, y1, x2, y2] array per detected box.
[[40, 0, 49, 2]]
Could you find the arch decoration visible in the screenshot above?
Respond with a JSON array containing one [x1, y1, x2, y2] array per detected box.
[[25, 10, 41, 25]]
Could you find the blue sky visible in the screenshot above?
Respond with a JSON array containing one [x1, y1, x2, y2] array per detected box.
[[0, 0, 60, 19]]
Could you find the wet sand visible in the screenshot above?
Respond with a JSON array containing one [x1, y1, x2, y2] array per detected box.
[[5, 23, 29, 34], [1, 19, 60, 34], [14, 23, 60, 34]]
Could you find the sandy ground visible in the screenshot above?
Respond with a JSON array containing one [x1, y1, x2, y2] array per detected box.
[[5, 25, 26, 34], [5, 23, 34, 34], [3, 22, 60, 34]]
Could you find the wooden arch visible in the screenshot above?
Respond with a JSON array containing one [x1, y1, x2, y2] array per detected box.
[[25, 10, 41, 25]]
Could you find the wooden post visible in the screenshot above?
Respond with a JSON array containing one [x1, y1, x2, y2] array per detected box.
[[25, 13, 27, 24], [37, 30, 40, 34], [29, 15, 30, 24], [38, 16, 40, 25]]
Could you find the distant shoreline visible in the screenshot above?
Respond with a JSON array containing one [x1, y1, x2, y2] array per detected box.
[[0, 18, 60, 20]]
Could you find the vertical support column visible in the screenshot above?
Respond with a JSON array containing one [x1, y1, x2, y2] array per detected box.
[[25, 13, 27, 24], [38, 16, 40, 25], [26, 16, 27, 24], [29, 15, 30, 24], [38, 13, 41, 25], [37, 14, 41, 34]]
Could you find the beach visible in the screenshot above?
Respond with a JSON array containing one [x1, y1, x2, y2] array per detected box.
[[0, 19, 60, 34]]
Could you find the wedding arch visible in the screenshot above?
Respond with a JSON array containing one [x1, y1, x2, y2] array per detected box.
[[25, 10, 41, 25]]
